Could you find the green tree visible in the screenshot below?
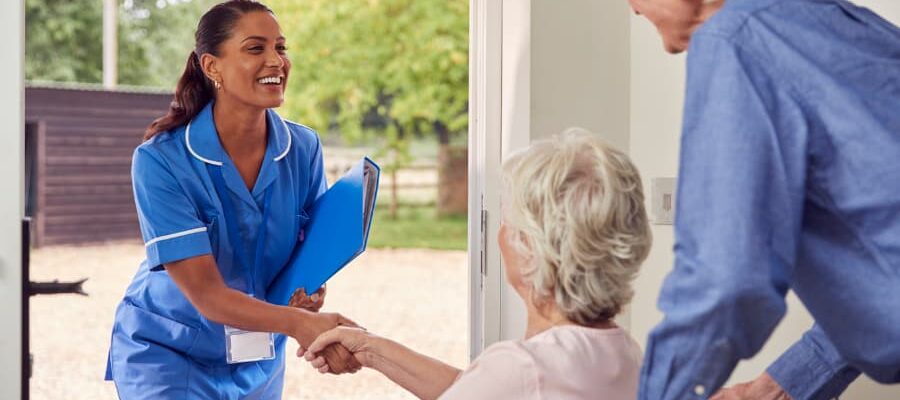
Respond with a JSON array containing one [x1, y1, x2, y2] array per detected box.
[[26, 0, 214, 89], [26, 0, 103, 83], [118, 0, 217, 88], [269, 0, 469, 216]]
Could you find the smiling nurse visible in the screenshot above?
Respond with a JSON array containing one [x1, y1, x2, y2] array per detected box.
[[105, 1, 359, 398]]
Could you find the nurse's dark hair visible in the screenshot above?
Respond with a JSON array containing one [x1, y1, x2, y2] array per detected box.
[[144, 0, 274, 140]]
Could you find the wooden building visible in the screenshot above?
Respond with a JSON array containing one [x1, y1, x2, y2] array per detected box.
[[25, 84, 172, 246]]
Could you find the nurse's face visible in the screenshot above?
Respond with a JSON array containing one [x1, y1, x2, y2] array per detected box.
[[206, 11, 291, 110], [628, 0, 723, 54]]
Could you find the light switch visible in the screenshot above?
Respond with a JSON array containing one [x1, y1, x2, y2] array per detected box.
[[651, 177, 676, 225]]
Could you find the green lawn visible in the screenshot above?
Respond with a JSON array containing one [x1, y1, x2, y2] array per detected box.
[[367, 205, 468, 251]]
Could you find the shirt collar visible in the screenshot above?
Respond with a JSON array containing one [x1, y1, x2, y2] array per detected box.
[[185, 101, 292, 166]]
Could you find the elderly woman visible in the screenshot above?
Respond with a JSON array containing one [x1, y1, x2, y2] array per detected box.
[[300, 130, 652, 399]]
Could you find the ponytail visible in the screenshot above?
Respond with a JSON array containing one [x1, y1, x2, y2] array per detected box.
[[144, 52, 214, 140]]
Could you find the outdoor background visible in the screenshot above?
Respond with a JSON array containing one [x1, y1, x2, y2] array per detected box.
[[25, 0, 469, 398]]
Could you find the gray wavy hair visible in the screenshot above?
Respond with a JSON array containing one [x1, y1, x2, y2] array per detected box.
[[501, 128, 652, 325]]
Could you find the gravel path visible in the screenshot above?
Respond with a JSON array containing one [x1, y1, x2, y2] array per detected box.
[[28, 243, 468, 399]]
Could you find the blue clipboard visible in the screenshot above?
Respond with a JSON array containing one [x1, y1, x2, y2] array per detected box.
[[266, 157, 380, 305]]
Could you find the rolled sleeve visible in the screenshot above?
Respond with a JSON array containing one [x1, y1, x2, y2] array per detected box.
[[768, 326, 860, 400], [639, 34, 808, 399], [132, 146, 212, 269]]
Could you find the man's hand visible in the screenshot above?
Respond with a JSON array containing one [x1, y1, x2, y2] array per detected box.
[[711, 372, 792, 400]]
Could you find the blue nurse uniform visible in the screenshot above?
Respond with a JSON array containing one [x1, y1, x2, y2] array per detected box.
[[105, 101, 327, 399]]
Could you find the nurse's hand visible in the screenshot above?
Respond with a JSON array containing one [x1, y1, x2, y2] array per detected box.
[[302, 327, 374, 373], [292, 311, 362, 374], [309, 285, 326, 311], [288, 285, 326, 312]]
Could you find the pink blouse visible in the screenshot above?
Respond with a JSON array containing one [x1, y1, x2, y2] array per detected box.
[[439, 325, 642, 400]]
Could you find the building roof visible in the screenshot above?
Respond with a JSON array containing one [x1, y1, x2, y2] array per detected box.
[[26, 80, 172, 95]]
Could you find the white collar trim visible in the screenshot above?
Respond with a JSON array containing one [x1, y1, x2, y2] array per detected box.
[[273, 120, 291, 162], [185, 119, 292, 166], [185, 121, 223, 166]]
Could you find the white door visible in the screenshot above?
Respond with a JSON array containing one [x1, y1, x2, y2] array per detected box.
[[0, 0, 25, 398]]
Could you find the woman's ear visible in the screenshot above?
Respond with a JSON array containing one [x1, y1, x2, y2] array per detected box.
[[199, 53, 221, 86]]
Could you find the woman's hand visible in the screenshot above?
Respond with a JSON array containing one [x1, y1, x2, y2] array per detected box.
[[301, 327, 376, 374], [301, 326, 462, 399], [291, 311, 362, 374]]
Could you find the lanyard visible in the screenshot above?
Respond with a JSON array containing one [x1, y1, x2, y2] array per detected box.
[[207, 164, 273, 297]]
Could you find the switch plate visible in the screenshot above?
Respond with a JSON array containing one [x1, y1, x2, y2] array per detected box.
[[651, 177, 676, 225]]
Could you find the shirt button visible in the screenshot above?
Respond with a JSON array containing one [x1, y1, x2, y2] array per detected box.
[[694, 385, 706, 396]]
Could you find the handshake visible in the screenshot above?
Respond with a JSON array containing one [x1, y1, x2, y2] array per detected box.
[[287, 287, 370, 375]]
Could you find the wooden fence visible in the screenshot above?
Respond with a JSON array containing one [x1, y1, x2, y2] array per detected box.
[[326, 162, 438, 206]]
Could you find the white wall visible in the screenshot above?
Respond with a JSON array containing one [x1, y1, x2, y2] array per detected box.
[[498, 0, 532, 341], [0, 0, 24, 398], [628, 0, 900, 397], [627, 1, 685, 358], [529, 0, 631, 150]]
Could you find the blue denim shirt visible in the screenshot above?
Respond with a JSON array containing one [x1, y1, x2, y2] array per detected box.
[[638, 1, 900, 399]]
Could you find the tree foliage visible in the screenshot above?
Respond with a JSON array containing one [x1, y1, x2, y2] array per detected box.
[[26, 0, 215, 89], [26, 0, 468, 141], [268, 0, 469, 145], [117, 0, 217, 88], [26, 0, 103, 83]]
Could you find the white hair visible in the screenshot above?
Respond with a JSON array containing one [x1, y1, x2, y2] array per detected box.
[[501, 128, 652, 325]]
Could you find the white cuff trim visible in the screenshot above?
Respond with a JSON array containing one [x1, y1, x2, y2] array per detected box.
[[145, 227, 208, 247]]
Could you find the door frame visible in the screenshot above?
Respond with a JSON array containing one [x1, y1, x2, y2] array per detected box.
[[0, 0, 25, 398], [468, 0, 534, 358], [467, 0, 504, 359]]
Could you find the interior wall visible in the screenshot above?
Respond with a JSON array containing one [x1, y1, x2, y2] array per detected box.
[[529, 0, 631, 149], [628, 1, 900, 397]]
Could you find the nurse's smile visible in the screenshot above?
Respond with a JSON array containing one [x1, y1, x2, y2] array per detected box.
[[256, 75, 284, 92]]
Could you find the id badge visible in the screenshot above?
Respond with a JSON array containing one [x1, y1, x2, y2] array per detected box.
[[224, 325, 275, 364]]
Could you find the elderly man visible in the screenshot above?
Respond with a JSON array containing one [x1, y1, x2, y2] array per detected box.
[[629, 0, 900, 399]]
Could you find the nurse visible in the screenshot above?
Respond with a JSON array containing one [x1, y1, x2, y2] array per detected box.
[[105, 1, 359, 398]]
